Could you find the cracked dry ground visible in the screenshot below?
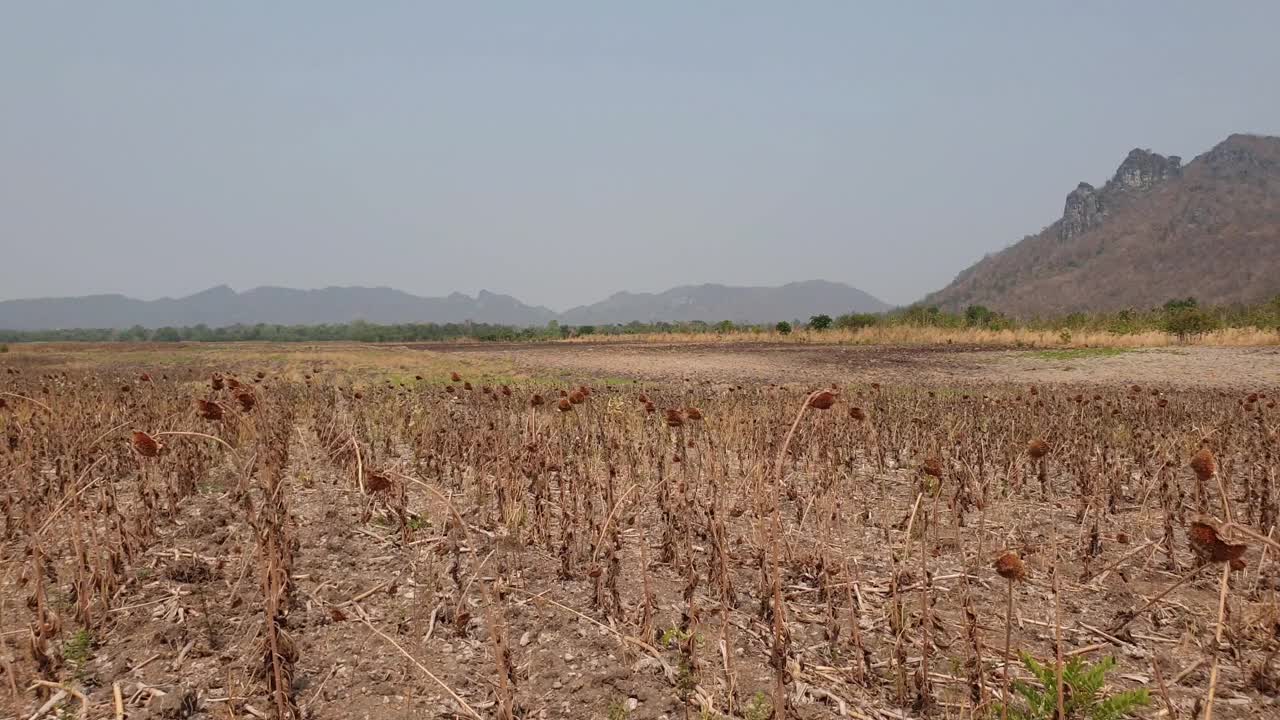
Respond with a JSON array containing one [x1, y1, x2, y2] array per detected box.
[[1, 355, 1278, 720]]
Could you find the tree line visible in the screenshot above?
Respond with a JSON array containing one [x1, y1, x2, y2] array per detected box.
[[1, 296, 1277, 344]]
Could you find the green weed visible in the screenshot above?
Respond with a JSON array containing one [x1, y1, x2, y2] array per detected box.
[[995, 653, 1148, 720]]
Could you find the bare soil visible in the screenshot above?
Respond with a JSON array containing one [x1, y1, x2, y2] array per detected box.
[[423, 342, 1280, 390]]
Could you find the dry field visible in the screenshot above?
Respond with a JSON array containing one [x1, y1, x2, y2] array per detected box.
[[1, 342, 1279, 720], [430, 342, 1280, 390]]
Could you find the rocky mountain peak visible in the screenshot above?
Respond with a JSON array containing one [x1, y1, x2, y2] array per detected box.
[[1059, 182, 1104, 241], [1057, 148, 1181, 241], [924, 133, 1280, 317], [1109, 148, 1181, 191]]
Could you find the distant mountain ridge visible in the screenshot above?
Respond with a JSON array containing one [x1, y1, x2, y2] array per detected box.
[[560, 280, 889, 325], [924, 133, 1280, 315], [0, 280, 889, 331]]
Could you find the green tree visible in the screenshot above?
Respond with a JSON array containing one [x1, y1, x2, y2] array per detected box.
[[964, 305, 995, 326], [808, 314, 833, 331], [1163, 304, 1217, 342], [836, 312, 879, 330], [152, 326, 181, 342], [775, 321, 792, 335]]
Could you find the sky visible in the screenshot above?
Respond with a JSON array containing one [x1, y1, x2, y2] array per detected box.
[[3, 3, 1279, 311]]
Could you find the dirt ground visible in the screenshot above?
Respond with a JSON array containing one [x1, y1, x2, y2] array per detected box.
[[3, 342, 1278, 720], [422, 342, 1280, 390]]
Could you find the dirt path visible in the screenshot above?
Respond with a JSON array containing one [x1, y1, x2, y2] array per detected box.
[[426, 342, 1280, 389]]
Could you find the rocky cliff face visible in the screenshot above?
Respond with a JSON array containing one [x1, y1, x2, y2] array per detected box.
[[924, 134, 1280, 316], [1111, 148, 1182, 191], [1060, 183, 1105, 241], [1058, 149, 1181, 241]]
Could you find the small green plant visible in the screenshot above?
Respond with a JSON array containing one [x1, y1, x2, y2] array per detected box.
[[744, 691, 773, 720], [659, 624, 692, 647], [606, 699, 629, 720], [63, 629, 94, 672], [996, 652, 1148, 720], [775, 321, 792, 335]]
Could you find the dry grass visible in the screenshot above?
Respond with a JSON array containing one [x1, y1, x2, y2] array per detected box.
[[0, 341, 526, 386], [2, 345, 1278, 720], [563, 325, 1280, 347]]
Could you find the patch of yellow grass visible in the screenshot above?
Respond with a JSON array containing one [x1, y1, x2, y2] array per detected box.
[[561, 326, 1279, 347], [2, 342, 525, 385]]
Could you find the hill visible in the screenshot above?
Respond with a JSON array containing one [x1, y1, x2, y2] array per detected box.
[[559, 280, 889, 326], [0, 280, 889, 330], [924, 134, 1280, 316], [0, 286, 557, 330]]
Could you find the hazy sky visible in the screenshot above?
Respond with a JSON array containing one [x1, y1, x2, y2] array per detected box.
[[3, 3, 1279, 310]]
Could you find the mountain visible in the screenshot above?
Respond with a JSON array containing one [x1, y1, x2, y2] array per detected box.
[[0, 286, 557, 330], [925, 134, 1280, 316], [0, 280, 889, 330], [559, 280, 890, 325]]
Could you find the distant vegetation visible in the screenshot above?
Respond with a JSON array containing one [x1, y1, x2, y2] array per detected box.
[[1, 296, 1278, 345]]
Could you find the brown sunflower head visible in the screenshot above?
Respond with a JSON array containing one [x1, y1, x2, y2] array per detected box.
[[1189, 520, 1246, 563], [921, 456, 944, 479], [131, 430, 163, 458], [1190, 447, 1216, 482], [808, 390, 838, 410], [365, 471, 392, 495], [196, 399, 224, 421], [993, 552, 1027, 581]]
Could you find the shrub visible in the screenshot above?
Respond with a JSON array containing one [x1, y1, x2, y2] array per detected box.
[[965, 304, 995, 326], [836, 312, 879, 330], [808, 314, 833, 331], [775, 321, 792, 335], [1162, 306, 1218, 342]]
